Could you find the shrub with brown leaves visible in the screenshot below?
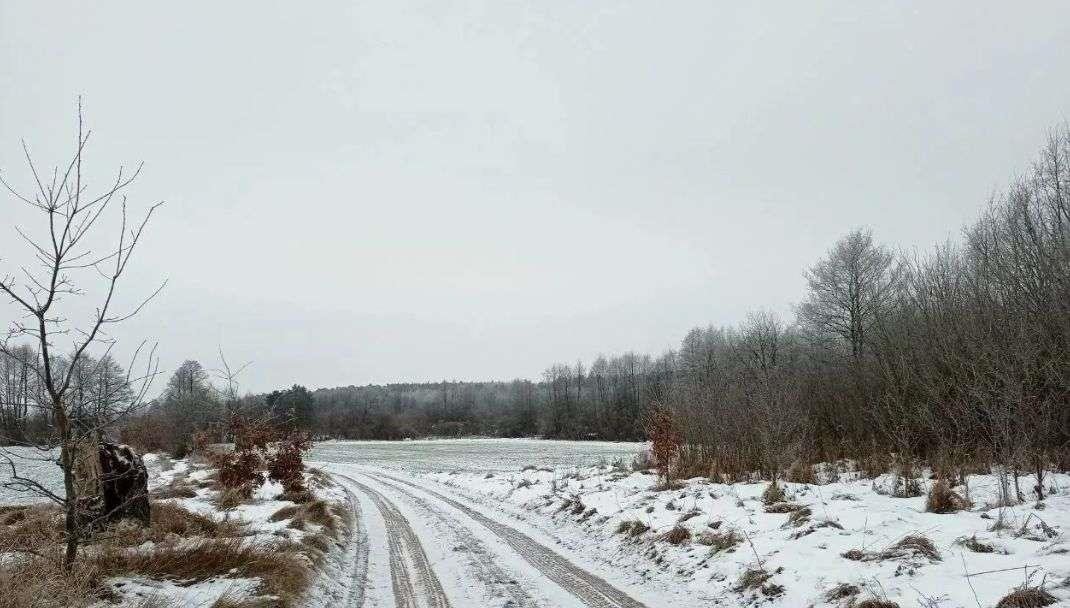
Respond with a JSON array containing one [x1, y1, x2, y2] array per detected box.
[[268, 430, 313, 494], [925, 479, 969, 514]]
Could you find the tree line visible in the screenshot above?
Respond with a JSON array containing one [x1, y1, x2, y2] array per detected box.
[[6, 124, 1068, 503]]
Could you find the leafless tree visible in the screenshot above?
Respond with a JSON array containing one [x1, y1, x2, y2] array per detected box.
[[798, 228, 899, 360], [0, 100, 162, 567]]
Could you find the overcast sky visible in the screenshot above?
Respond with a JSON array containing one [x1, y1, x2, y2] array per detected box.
[[2, 2, 1068, 393]]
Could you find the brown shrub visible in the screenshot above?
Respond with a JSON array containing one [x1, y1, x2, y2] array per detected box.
[[661, 525, 691, 545], [644, 402, 681, 482], [267, 431, 313, 494], [925, 480, 969, 513], [855, 601, 899, 608], [995, 586, 1057, 607]]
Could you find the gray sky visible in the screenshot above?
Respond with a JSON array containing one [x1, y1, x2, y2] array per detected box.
[[2, 2, 1069, 393]]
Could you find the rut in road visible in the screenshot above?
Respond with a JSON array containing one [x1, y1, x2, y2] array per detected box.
[[343, 486, 370, 608], [367, 475, 540, 607], [340, 474, 451, 608], [371, 472, 649, 608]]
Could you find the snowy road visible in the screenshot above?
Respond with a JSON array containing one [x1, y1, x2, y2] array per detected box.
[[324, 463, 653, 608]]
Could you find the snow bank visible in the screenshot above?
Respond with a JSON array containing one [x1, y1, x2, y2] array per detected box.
[[428, 464, 1070, 606]]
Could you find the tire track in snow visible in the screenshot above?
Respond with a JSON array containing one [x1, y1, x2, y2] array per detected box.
[[339, 474, 451, 608], [367, 474, 541, 608], [370, 472, 649, 608], [343, 483, 370, 607]]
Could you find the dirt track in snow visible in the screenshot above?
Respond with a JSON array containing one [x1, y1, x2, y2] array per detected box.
[[330, 467, 649, 608], [338, 474, 451, 608]]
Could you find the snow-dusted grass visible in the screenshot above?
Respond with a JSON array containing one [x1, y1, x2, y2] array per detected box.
[[0, 452, 351, 608], [427, 462, 1070, 606]]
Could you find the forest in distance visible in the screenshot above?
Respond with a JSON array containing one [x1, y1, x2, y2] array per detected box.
[[3, 126, 1070, 485]]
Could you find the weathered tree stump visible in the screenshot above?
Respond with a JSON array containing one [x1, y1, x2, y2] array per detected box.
[[98, 442, 151, 526]]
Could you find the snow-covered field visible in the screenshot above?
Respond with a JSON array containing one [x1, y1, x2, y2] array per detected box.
[[0, 446, 62, 505], [0, 447, 183, 505], [310, 438, 646, 473], [310, 439, 1070, 607], [426, 463, 1070, 606]]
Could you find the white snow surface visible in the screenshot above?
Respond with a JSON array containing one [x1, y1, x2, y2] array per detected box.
[[423, 460, 1070, 606]]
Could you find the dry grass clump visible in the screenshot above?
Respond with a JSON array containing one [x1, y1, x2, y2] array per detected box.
[[842, 534, 940, 562], [995, 586, 1057, 607], [734, 567, 772, 591], [824, 582, 860, 601], [884, 534, 940, 561], [697, 529, 741, 553], [785, 507, 813, 528], [280, 489, 315, 504], [764, 501, 805, 514], [855, 600, 899, 608], [660, 525, 691, 545], [615, 519, 650, 537], [925, 479, 969, 513], [761, 481, 787, 505], [215, 487, 248, 510], [786, 460, 816, 484], [0, 553, 100, 608], [91, 538, 311, 605], [0, 504, 64, 551], [955, 534, 995, 553], [270, 499, 337, 533]]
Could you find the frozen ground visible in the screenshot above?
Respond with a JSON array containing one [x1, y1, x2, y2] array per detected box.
[[310, 438, 646, 473], [0, 446, 62, 505], [311, 439, 1070, 607]]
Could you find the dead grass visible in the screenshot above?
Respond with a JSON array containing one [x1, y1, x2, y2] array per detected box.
[[734, 567, 772, 591], [270, 499, 337, 533], [697, 528, 741, 553], [841, 533, 940, 563], [660, 525, 691, 545], [761, 481, 787, 505], [0, 504, 64, 551], [995, 586, 1057, 607], [825, 582, 860, 601], [884, 534, 940, 561], [91, 538, 311, 605], [785, 507, 813, 528], [855, 600, 899, 608], [763, 501, 805, 514], [955, 534, 995, 553], [0, 553, 100, 608], [215, 487, 248, 510], [925, 479, 969, 513], [615, 519, 650, 537]]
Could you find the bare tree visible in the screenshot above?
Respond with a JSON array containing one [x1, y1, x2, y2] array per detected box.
[[798, 228, 899, 360], [0, 100, 162, 568]]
